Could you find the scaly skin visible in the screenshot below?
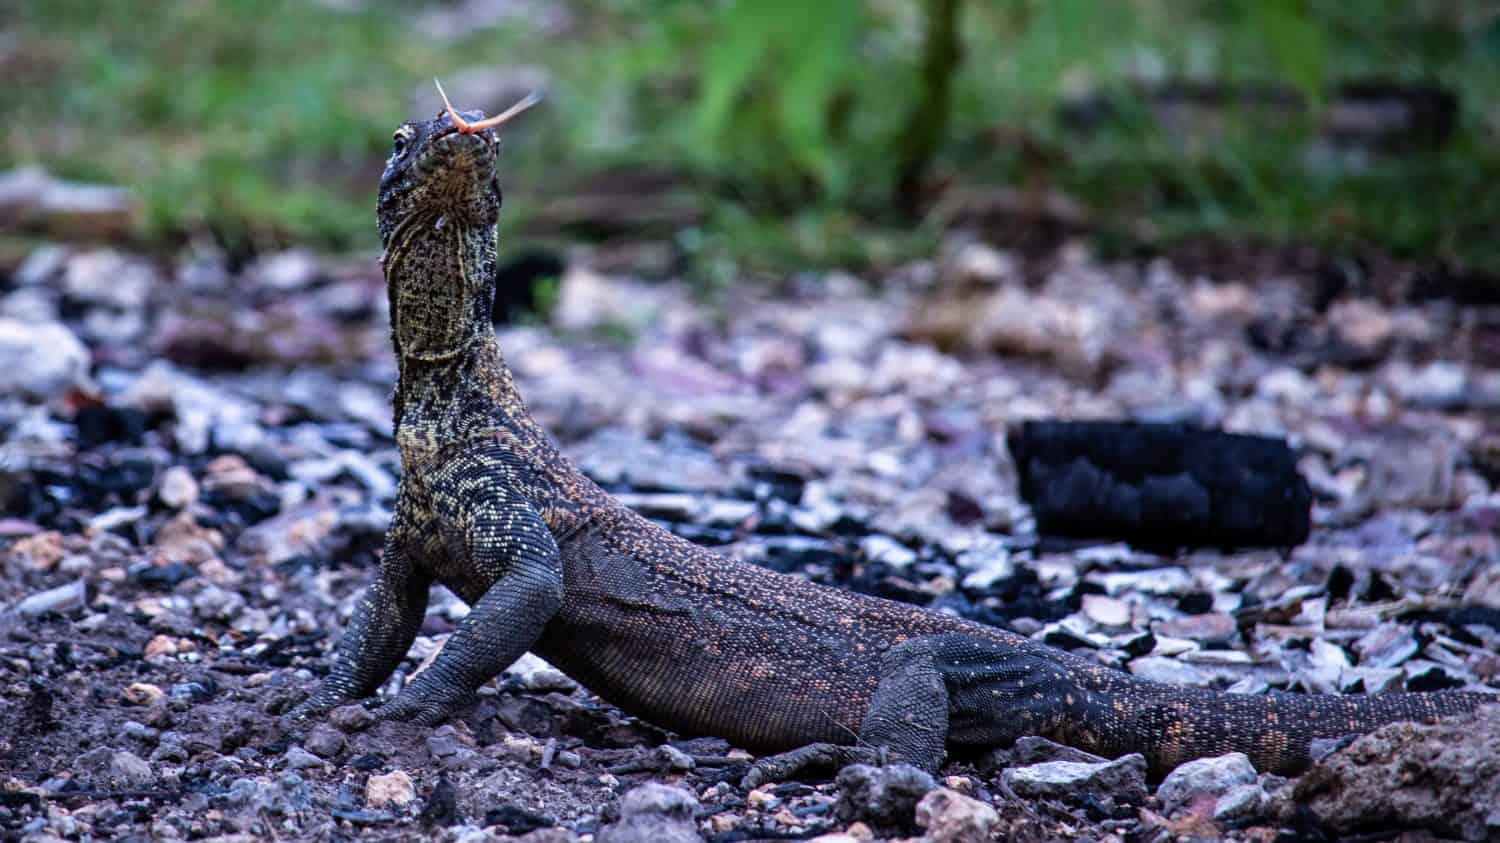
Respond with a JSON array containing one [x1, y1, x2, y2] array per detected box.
[[293, 107, 1493, 781]]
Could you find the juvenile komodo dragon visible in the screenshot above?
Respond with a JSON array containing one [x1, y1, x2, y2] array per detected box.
[[293, 96, 1492, 784]]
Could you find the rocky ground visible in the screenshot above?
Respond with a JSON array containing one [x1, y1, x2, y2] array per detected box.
[[2, 233, 1499, 841]]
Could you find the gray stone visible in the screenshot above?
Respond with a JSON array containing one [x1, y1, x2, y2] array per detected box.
[[835, 763, 937, 836], [1002, 753, 1147, 807], [329, 703, 376, 732], [1156, 752, 1257, 815], [573, 428, 728, 493], [618, 782, 697, 822], [305, 725, 345, 759], [1296, 704, 1500, 842], [62, 249, 154, 310], [596, 782, 702, 843], [956, 542, 1015, 590], [109, 751, 154, 787], [282, 746, 326, 771], [1008, 735, 1108, 767], [250, 249, 322, 292], [1354, 623, 1421, 669], [150, 742, 189, 763], [655, 744, 695, 771]]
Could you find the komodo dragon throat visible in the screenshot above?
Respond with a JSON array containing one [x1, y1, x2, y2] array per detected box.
[[293, 96, 1492, 783]]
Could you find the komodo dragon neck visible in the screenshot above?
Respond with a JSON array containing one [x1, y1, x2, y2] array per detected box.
[[381, 202, 606, 536]]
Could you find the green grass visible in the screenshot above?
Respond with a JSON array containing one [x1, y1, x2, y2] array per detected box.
[[3, 0, 1498, 280]]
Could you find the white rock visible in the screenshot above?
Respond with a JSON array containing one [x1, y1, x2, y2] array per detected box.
[[1094, 567, 1192, 596], [1127, 655, 1210, 687], [1002, 754, 1147, 804], [1081, 594, 1131, 627], [1156, 752, 1257, 815], [157, 466, 199, 509], [0, 318, 91, 400], [1213, 782, 1265, 821], [860, 535, 917, 569]]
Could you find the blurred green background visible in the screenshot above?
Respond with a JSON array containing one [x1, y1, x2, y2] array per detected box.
[[4, 0, 1498, 280]]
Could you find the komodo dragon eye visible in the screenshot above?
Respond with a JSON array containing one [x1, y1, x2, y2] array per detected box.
[[392, 128, 413, 157]]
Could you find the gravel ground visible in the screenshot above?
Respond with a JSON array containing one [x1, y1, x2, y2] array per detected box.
[[2, 235, 1499, 841]]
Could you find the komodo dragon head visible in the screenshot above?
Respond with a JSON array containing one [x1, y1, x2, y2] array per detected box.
[[375, 83, 539, 368], [376, 82, 539, 247]]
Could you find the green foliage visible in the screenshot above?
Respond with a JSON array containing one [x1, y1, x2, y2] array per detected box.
[[1246, 0, 1328, 104], [1, 0, 1496, 278], [692, 0, 858, 197]]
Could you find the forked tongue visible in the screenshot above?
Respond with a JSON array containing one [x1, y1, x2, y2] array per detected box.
[[435, 79, 541, 134]]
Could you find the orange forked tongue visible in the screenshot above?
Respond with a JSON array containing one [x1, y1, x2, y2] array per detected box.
[[435, 78, 541, 134]]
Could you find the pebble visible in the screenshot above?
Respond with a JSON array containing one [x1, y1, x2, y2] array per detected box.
[[305, 725, 345, 758], [365, 770, 416, 809], [746, 788, 778, 809], [0, 316, 90, 399], [1353, 623, 1420, 669], [283, 746, 326, 771], [7, 530, 65, 571], [1094, 567, 1193, 596], [503, 652, 580, 693], [914, 788, 999, 843], [144, 635, 179, 661], [123, 682, 166, 705], [15, 579, 87, 617], [654, 743, 695, 771], [859, 535, 917, 569], [157, 466, 199, 509]]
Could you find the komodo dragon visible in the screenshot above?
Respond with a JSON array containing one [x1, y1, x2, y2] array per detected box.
[[293, 95, 1491, 784]]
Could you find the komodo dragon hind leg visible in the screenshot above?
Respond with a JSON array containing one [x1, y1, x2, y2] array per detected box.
[[742, 638, 951, 788], [742, 635, 1082, 787]]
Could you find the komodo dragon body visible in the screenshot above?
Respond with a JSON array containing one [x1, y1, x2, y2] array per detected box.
[[294, 103, 1489, 782]]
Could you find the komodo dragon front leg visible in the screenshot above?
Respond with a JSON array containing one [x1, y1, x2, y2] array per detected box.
[[297, 449, 562, 724], [290, 501, 432, 719]]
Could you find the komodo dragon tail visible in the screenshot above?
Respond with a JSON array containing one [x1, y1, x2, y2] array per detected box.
[[1058, 670, 1491, 776]]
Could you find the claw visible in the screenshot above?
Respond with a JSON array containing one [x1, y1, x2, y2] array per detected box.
[[435, 78, 541, 135]]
